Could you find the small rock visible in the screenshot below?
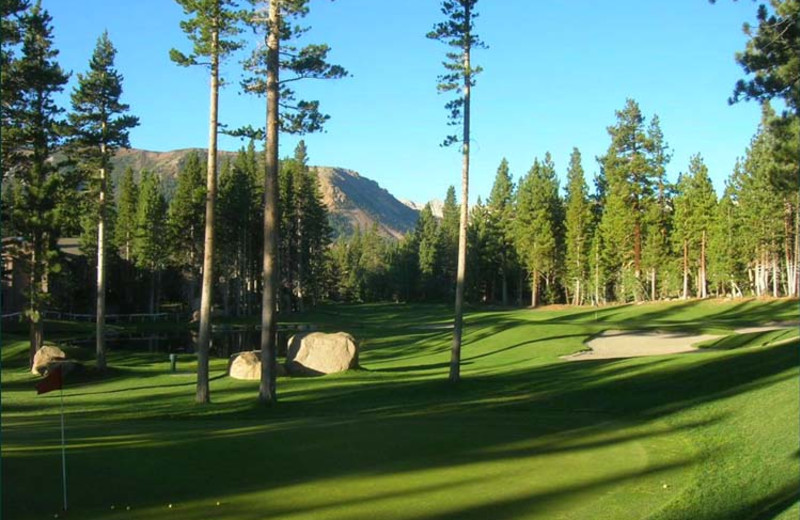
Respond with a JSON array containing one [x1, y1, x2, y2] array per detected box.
[[228, 351, 286, 380]]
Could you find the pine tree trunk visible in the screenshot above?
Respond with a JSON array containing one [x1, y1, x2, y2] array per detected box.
[[772, 250, 779, 298], [260, 0, 280, 404], [531, 271, 539, 308], [196, 24, 220, 404], [700, 229, 707, 299], [29, 317, 43, 368], [149, 270, 156, 314], [648, 269, 654, 301], [594, 240, 600, 305], [449, 17, 471, 384], [96, 141, 108, 371], [794, 198, 800, 297], [296, 218, 305, 313], [682, 239, 689, 300], [574, 278, 580, 306]]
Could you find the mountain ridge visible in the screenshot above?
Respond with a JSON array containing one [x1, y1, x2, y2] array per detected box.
[[110, 148, 420, 239]]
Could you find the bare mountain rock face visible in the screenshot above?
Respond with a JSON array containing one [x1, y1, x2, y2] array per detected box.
[[314, 167, 418, 239], [111, 149, 419, 239]]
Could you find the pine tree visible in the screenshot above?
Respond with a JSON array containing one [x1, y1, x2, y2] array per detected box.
[[243, 0, 347, 404], [416, 203, 442, 299], [564, 148, 591, 305], [172, 0, 244, 404], [4, 2, 71, 364], [739, 115, 785, 297], [440, 185, 460, 294], [468, 197, 502, 303], [728, 0, 798, 113], [515, 157, 559, 307], [69, 31, 139, 371], [708, 172, 747, 297], [428, 0, 485, 383], [168, 151, 206, 305], [217, 146, 258, 315], [641, 115, 672, 300], [598, 99, 661, 301], [133, 171, 169, 313], [673, 154, 717, 299], [294, 154, 331, 308], [1, 0, 30, 177], [114, 167, 138, 261], [486, 158, 516, 305], [721, 0, 799, 193]]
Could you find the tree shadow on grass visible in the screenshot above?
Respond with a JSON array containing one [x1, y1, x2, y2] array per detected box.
[[4, 338, 796, 520]]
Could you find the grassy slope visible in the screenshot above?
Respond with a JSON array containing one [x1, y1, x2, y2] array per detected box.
[[2, 299, 798, 519]]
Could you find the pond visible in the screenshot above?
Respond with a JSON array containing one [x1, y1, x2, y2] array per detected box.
[[67, 328, 301, 359]]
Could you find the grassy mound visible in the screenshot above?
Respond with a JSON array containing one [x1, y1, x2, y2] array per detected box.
[[2, 299, 798, 519]]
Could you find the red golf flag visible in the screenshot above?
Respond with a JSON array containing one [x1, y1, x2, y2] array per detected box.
[[35, 365, 63, 395]]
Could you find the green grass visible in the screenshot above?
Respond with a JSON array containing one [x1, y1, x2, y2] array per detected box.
[[2, 298, 798, 519]]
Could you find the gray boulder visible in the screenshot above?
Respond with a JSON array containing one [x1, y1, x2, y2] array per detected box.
[[286, 332, 358, 375]]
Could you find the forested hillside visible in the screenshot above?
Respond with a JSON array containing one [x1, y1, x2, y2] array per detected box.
[[109, 148, 419, 239]]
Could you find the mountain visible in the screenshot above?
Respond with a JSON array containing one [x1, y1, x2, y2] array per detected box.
[[110, 148, 418, 239], [400, 198, 444, 219]]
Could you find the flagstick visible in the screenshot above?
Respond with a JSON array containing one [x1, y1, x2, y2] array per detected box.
[[60, 387, 68, 511]]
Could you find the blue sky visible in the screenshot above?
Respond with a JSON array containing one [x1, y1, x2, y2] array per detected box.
[[43, 0, 762, 204]]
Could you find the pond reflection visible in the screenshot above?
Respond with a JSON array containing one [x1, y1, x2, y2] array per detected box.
[[68, 328, 289, 359]]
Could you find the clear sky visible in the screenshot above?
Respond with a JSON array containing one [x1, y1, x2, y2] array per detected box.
[[42, 0, 763, 205]]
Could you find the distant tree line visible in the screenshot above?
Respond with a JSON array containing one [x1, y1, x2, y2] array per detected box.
[[327, 99, 798, 306]]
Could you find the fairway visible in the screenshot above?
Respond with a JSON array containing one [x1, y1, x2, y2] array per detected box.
[[2, 299, 798, 519]]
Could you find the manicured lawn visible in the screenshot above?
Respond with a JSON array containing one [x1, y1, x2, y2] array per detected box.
[[2, 299, 798, 519]]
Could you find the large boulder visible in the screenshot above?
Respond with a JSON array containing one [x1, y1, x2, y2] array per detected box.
[[286, 332, 358, 375], [228, 351, 286, 380], [32, 345, 66, 375]]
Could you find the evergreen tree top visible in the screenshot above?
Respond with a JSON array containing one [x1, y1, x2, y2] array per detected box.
[[488, 158, 513, 212], [237, 0, 348, 137], [729, 0, 799, 111], [69, 31, 139, 157], [427, 0, 486, 147], [170, 0, 245, 69]]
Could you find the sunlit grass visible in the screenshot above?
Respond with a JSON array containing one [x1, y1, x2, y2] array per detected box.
[[2, 298, 798, 519]]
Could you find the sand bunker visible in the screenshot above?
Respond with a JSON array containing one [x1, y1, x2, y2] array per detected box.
[[564, 321, 799, 361], [563, 330, 721, 361]]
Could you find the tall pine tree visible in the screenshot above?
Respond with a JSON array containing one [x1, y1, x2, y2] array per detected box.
[[69, 31, 139, 371], [172, 0, 245, 403], [243, 0, 347, 404], [5, 2, 71, 364], [564, 148, 591, 305], [428, 0, 485, 383]]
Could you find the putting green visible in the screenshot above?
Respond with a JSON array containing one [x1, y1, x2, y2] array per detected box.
[[2, 414, 693, 520]]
